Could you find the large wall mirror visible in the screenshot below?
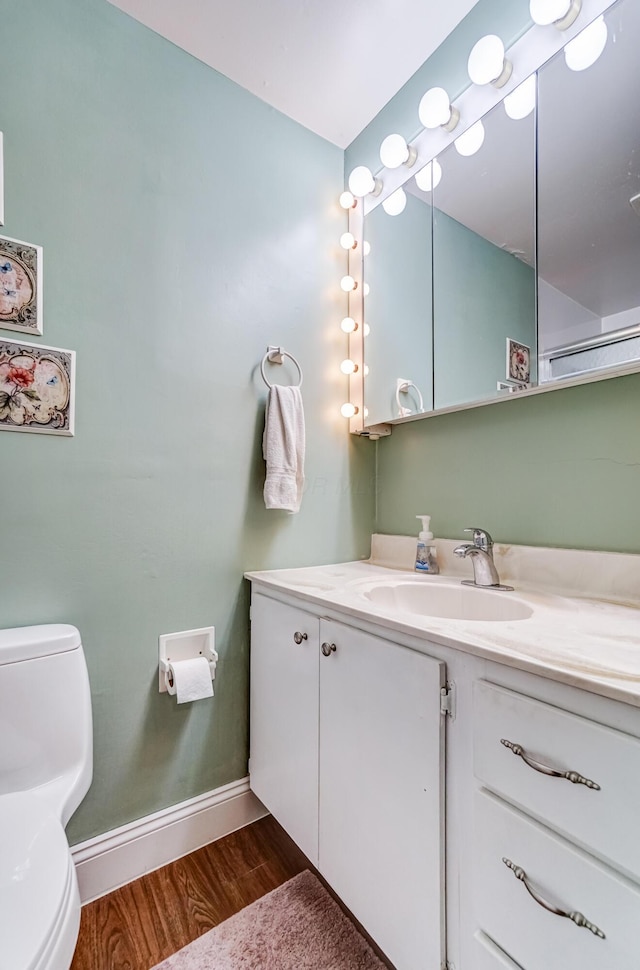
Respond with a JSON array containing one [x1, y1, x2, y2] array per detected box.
[[361, 0, 640, 430]]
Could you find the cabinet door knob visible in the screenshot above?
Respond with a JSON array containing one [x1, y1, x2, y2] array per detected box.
[[502, 858, 605, 938], [293, 631, 308, 644], [500, 739, 601, 790], [321, 642, 337, 657]]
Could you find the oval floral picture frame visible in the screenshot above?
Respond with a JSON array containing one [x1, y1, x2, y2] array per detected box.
[[0, 234, 43, 336], [0, 339, 74, 435]]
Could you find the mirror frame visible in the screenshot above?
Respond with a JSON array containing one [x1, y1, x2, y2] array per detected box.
[[344, 0, 630, 436]]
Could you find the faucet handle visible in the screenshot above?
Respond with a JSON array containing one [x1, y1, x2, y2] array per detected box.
[[464, 528, 494, 553]]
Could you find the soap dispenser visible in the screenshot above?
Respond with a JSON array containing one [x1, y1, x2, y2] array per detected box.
[[415, 515, 439, 574]]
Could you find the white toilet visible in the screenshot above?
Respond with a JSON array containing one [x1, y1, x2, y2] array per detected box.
[[0, 624, 93, 970]]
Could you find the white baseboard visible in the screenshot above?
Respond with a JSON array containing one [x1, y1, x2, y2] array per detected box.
[[71, 777, 267, 904]]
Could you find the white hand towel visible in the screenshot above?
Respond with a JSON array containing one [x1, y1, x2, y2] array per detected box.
[[262, 384, 305, 513]]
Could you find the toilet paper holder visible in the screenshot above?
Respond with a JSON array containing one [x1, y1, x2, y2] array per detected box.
[[158, 627, 218, 694]]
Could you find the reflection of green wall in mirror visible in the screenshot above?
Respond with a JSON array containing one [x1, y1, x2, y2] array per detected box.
[[365, 194, 433, 424], [434, 211, 536, 409]]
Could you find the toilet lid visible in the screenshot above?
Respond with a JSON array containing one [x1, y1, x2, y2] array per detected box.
[[0, 792, 73, 970]]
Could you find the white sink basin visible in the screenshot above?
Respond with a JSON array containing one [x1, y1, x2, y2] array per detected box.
[[361, 581, 533, 622]]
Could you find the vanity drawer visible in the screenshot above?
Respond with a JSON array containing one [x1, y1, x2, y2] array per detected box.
[[471, 930, 525, 970], [473, 680, 640, 880], [474, 790, 640, 970]]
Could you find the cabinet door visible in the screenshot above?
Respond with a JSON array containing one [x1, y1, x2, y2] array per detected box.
[[249, 593, 319, 864], [319, 618, 446, 970]]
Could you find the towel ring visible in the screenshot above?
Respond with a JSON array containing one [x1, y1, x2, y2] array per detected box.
[[396, 378, 424, 416], [260, 346, 303, 389]]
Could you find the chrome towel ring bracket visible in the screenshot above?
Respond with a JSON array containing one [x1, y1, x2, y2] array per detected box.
[[260, 345, 303, 389]]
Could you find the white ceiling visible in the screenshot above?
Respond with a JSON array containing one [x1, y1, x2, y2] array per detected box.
[[106, 0, 480, 147]]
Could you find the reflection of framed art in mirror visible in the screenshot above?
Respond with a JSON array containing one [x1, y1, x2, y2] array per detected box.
[[506, 338, 531, 385]]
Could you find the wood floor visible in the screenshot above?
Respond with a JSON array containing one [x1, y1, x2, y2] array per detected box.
[[70, 815, 309, 970]]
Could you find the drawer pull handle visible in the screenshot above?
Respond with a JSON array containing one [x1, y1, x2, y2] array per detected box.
[[502, 858, 605, 938], [293, 631, 308, 644], [321, 642, 337, 657], [500, 739, 601, 790]]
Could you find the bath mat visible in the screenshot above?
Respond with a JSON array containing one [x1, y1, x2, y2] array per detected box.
[[151, 869, 386, 970]]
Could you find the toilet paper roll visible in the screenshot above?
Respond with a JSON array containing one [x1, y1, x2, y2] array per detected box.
[[167, 657, 214, 704]]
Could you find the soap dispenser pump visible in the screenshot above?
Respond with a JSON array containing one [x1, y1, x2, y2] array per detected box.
[[415, 515, 439, 574]]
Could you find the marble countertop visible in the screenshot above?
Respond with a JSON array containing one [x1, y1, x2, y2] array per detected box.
[[246, 539, 640, 708]]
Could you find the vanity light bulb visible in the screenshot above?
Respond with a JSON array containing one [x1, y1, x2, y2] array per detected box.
[[340, 275, 357, 292], [415, 159, 442, 193], [364, 365, 370, 376], [364, 323, 371, 336], [341, 402, 358, 418], [340, 359, 357, 375], [363, 240, 371, 256], [339, 190, 357, 209], [363, 282, 370, 296], [379, 133, 416, 169], [467, 35, 512, 88], [454, 120, 485, 157], [382, 187, 407, 216], [504, 74, 536, 120], [418, 87, 459, 132], [530, 0, 582, 30], [348, 166, 382, 198], [340, 317, 357, 333], [340, 232, 357, 250], [564, 15, 607, 72]]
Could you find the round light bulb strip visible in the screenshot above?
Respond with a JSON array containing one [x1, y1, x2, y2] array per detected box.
[[337, 181, 365, 426]]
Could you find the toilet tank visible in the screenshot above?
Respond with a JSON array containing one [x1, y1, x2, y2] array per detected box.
[[0, 624, 93, 826]]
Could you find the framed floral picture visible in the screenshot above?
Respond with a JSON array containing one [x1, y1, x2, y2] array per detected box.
[[506, 337, 531, 385], [0, 339, 75, 436], [0, 234, 43, 336], [0, 132, 4, 226]]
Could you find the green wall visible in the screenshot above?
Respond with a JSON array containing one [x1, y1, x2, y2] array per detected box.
[[376, 373, 640, 553], [0, 0, 374, 843]]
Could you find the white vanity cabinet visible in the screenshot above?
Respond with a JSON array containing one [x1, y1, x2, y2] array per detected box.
[[249, 591, 447, 970], [248, 573, 640, 970]]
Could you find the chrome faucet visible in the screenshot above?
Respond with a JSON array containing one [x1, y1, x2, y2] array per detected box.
[[453, 528, 513, 591]]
